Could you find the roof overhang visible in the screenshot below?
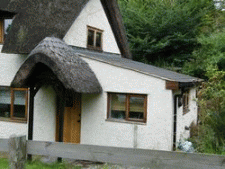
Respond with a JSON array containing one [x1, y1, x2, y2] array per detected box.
[[11, 37, 102, 93], [166, 80, 202, 90]]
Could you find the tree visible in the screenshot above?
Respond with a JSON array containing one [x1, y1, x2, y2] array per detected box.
[[119, 0, 215, 67], [182, 26, 225, 79]]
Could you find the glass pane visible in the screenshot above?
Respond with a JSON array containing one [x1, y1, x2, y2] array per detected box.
[[88, 30, 94, 46], [129, 96, 145, 119], [0, 87, 11, 118], [183, 91, 189, 113], [4, 19, 12, 34], [13, 90, 26, 118], [96, 32, 102, 48], [110, 94, 126, 119], [4, 19, 12, 41]]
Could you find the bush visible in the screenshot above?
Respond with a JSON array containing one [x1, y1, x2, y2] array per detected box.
[[191, 68, 225, 154]]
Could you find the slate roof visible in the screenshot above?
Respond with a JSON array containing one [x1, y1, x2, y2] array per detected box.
[[71, 47, 203, 83], [0, 0, 131, 59]]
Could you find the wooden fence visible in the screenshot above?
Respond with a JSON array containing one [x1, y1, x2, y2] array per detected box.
[[0, 136, 225, 169]]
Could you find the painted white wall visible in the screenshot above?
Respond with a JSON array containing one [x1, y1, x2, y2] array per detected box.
[[0, 45, 28, 138], [81, 58, 173, 151], [33, 86, 57, 142], [176, 88, 198, 145], [0, 121, 27, 138], [63, 0, 121, 54], [0, 45, 57, 141], [0, 45, 27, 86]]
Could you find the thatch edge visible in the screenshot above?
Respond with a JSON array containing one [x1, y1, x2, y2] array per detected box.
[[11, 37, 102, 93]]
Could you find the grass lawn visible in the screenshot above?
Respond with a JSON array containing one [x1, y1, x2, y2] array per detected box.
[[0, 158, 82, 169], [0, 158, 8, 169]]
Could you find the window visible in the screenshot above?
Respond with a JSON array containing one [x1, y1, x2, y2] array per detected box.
[[107, 93, 147, 123], [0, 87, 28, 122], [87, 26, 103, 51], [0, 19, 12, 44], [183, 90, 190, 114]]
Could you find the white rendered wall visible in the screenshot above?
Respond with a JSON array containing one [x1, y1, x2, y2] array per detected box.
[[0, 45, 28, 138], [0, 45, 27, 86], [0, 45, 57, 141], [63, 0, 121, 54], [33, 86, 57, 142], [176, 88, 198, 144], [0, 121, 28, 138], [80, 58, 173, 151]]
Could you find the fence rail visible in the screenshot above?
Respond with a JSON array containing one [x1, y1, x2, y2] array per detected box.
[[0, 136, 225, 169]]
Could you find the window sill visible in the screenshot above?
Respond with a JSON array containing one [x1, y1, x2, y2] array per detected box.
[[87, 46, 103, 52], [0, 117, 27, 123], [106, 118, 146, 125]]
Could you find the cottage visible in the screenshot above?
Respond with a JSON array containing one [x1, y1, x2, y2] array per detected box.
[[0, 0, 202, 151]]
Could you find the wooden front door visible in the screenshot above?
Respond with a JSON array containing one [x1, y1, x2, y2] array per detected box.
[[63, 93, 81, 143]]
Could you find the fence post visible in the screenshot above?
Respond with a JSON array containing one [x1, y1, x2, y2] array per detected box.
[[8, 135, 27, 169]]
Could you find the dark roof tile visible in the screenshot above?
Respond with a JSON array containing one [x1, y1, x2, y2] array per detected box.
[[72, 47, 203, 83]]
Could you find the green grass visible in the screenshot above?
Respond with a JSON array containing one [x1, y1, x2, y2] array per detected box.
[[0, 158, 8, 169], [0, 158, 82, 169]]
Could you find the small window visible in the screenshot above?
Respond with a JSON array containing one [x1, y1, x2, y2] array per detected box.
[[107, 93, 147, 123], [0, 87, 28, 122], [87, 26, 103, 51], [0, 19, 13, 44], [183, 90, 190, 114]]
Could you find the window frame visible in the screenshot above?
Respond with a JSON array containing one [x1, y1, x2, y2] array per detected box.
[[0, 19, 4, 44], [11, 88, 29, 122], [87, 26, 103, 51], [107, 93, 147, 123], [0, 18, 13, 44], [0, 86, 29, 122], [183, 90, 190, 115]]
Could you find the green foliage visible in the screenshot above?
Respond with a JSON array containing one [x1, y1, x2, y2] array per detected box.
[[0, 158, 8, 169], [26, 160, 81, 169], [119, 0, 214, 66], [0, 158, 82, 169], [183, 28, 225, 79], [191, 68, 225, 154]]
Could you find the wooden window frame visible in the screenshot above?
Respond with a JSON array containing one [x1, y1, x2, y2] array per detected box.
[[107, 93, 147, 123], [0, 19, 4, 44], [183, 90, 190, 115], [0, 87, 28, 123], [0, 18, 13, 44], [87, 26, 103, 51]]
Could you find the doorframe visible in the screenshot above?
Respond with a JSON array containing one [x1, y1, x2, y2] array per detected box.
[[55, 91, 81, 143]]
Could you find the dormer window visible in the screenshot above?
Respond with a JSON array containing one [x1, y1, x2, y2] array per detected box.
[[87, 26, 103, 51], [0, 19, 13, 44]]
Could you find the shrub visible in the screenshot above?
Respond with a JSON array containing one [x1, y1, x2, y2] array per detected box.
[[191, 68, 225, 154]]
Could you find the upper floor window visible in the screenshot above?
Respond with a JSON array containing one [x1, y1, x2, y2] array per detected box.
[[0, 86, 28, 122], [0, 19, 13, 44], [107, 93, 147, 123], [87, 26, 103, 51]]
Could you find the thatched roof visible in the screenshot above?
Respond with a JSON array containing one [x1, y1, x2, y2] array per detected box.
[[0, 0, 131, 59], [11, 37, 102, 93], [71, 46, 203, 84]]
